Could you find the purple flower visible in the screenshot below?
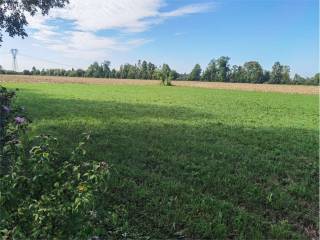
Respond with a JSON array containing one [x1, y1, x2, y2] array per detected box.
[[2, 105, 10, 113], [14, 116, 26, 125]]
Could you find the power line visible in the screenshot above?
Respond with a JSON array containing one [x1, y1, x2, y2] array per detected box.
[[1, 51, 79, 69], [19, 53, 77, 69]]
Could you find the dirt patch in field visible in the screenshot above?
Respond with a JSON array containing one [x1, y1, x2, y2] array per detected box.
[[0, 74, 318, 95], [0, 75, 160, 86]]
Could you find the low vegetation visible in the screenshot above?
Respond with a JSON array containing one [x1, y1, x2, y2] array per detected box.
[[1, 83, 318, 239], [0, 87, 110, 239]]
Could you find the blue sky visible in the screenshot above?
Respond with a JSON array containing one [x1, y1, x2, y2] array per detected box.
[[1, 0, 318, 76]]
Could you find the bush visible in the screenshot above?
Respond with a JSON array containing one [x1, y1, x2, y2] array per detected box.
[[158, 64, 173, 86], [0, 86, 27, 176], [0, 86, 110, 239]]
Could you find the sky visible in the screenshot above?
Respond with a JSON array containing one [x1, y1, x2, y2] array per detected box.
[[0, 0, 318, 77]]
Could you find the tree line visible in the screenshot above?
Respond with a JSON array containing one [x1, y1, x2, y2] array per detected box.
[[1, 57, 318, 85], [188, 57, 318, 85]]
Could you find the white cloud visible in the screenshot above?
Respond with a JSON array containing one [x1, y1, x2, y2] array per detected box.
[[49, 0, 163, 32], [174, 32, 187, 37], [159, 3, 213, 18], [33, 29, 59, 43], [46, 31, 151, 59], [26, 0, 213, 60]]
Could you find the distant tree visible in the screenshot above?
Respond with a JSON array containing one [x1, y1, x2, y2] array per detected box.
[[170, 70, 179, 80], [53, 69, 63, 76], [202, 59, 217, 81], [75, 69, 85, 77], [135, 60, 142, 79], [281, 66, 291, 83], [86, 62, 103, 78], [140, 60, 148, 79], [122, 64, 131, 79], [313, 73, 320, 85], [159, 64, 172, 86], [23, 69, 31, 75], [127, 65, 138, 79], [101, 61, 111, 78], [262, 70, 270, 83], [31, 66, 37, 74], [176, 73, 189, 81], [216, 56, 230, 82], [67, 69, 77, 77], [60, 69, 66, 76], [147, 62, 156, 79], [243, 61, 264, 83], [115, 69, 121, 78], [270, 62, 291, 84], [292, 74, 305, 84], [270, 62, 283, 84], [31, 66, 40, 75], [230, 65, 246, 83], [110, 69, 117, 78], [118, 65, 124, 78], [189, 64, 202, 81], [0, 0, 69, 44]]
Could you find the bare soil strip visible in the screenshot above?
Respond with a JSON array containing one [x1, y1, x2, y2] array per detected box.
[[0, 74, 318, 95]]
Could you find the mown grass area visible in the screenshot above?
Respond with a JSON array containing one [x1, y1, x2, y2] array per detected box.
[[4, 83, 319, 239]]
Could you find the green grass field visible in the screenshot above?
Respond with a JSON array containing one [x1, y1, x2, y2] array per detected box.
[[4, 83, 319, 239]]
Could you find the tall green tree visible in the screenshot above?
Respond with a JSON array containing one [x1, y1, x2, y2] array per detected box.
[[202, 59, 217, 81], [189, 64, 202, 81], [293, 74, 305, 84], [170, 70, 178, 80], [31, 66, 40, 75], [270, 62, 291, 84], [243, 61, 264, 83], [147, 62, 156, 79], [216, 56, 230, 82], [85, 62, 103, 78], [101, 61, 111, 78], [270, 62, 283, 84], [140, 60, 148, 79], [120, 64, 128, 79], [282, 66, 291, 83], [262, 70, 270, 83], [127, 65, 138, 79], [230, 65, 246, 83], [313, 73, 320, 85], [110, 69, 117, 78]]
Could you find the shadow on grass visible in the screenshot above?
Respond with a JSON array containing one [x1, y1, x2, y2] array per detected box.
[[18, 90, 319, 239]]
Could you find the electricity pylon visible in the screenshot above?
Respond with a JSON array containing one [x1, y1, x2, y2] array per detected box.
[[10, 49, 18, 72]]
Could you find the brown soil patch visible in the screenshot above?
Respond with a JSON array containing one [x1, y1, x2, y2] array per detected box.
[[0, 74, 318, 95], [0, 75, 160, 86]]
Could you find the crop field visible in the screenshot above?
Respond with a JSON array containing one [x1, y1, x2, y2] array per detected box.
[[0, 74, 318, 95], [3, 82, 319, 239]]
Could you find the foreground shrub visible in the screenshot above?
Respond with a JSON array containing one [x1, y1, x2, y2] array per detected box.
[[0, 86, 24, 176], [0, 87, 110, 239]]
